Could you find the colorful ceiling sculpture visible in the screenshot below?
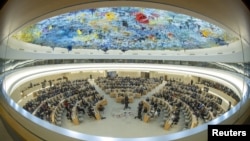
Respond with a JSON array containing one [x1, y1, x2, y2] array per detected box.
[[12, 7, 239, 52]]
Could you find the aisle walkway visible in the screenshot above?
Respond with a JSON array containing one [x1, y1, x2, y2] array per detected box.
[[61, 79, 185, 138]]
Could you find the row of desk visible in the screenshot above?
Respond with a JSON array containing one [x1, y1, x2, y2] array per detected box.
[[142, 98, 174, 130], [142, 96, 199, 130], [71, 98, 108, 125]]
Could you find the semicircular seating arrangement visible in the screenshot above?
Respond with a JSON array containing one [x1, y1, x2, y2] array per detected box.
[[20, 74, 239, 131], [95, 76, 162, 103], [138, 80, 238, 130], [23, 78, 108, 126]]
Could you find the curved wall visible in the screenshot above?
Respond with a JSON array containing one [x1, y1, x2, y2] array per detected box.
[[1, 63, 250, 141], [0, 0, 249, 141]]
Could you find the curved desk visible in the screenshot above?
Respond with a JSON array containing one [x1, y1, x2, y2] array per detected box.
[[50, 99, 65, 124], [71, 100, 83, 125], [1, 63, 248, 141], [94, 99, 108, 120]]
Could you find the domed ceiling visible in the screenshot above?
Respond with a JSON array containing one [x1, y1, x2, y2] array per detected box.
[[12, 7, 239, 52]]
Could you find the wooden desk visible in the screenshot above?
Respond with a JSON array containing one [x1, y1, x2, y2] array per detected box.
[[110, 92, 116, 98], [116, 94, 123, 103], [128, 96, 134, 103], [183, 101, 200, 129], [134, 93, 141, 98], [33, 93, 63, 116], [197, 84, 237, 109], [94, 99, 107, 120], [142, 100, 151, 112], [190, 114, 198, 128], [71, 106, 79, 125], [164, 120, 172, 130], [142, 100, 151, 123], [71, 100, 83, 125], [32, 101, 44, 115], [50, 99, 65, 124], [143, 114, 150, 123], [100, 99, 108, 105], [116, 95, 134, 103]]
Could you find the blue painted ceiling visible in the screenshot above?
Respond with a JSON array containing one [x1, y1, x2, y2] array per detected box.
[[12, 7, 238, 52]]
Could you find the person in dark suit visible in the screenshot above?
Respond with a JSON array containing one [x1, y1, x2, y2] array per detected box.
[[124, 95, 130, 110], [87, 105, 96, 119], [135, 101, 143, 120], [228, 101, 231, 111], [98, 104, 104, 112]]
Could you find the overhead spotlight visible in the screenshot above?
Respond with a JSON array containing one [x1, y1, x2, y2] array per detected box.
[[67, 45, 72, 52], [51, 46, 55, 51], [121, 48, 128, 52], [101, 47, 109, 53]]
